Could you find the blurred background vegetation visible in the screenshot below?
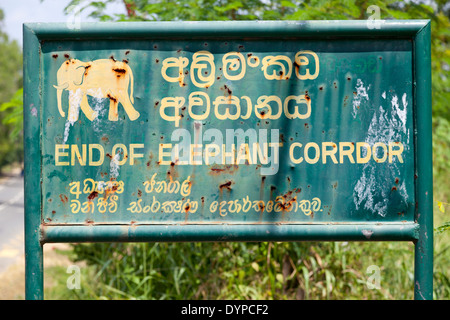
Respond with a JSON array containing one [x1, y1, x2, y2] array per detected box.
[[0, 0, 448, 299], [0, 8, 22, 173]]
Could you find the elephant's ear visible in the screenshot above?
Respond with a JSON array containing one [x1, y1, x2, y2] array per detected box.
[[73, 65, 87, 86]]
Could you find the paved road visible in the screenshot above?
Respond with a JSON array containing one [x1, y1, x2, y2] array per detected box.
[[0, 172, 24, 273]]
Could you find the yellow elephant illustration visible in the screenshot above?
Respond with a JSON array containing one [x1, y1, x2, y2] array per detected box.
[[53, 58, 140, 122]]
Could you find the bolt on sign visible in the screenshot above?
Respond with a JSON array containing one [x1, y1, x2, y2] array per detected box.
[[24, 21, 433, 299]]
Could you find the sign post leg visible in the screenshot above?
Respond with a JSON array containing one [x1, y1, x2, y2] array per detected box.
[[24, 23, 45, 300], [413, 20, 433, 300], [25, 235, 44, 300]]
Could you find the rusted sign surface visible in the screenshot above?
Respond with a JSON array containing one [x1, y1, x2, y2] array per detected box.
[[24, 20, 434, 300], [40, 31, 415, 228]]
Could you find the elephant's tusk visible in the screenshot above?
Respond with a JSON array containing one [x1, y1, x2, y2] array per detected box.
[[53, 83, 69, 90]]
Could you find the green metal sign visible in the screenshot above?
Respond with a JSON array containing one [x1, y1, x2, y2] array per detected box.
[[24, 20, 433, 299]]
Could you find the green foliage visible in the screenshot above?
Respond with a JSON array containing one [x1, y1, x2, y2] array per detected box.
[[0, 8, 23, 170], [46, 241, 418, 300], [0, 88, 23, 138]]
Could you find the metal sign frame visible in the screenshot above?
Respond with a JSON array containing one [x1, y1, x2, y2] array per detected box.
[[24, 20, 432, 300]]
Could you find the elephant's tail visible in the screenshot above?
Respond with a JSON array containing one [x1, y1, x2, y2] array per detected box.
[[129, 67, 134, 104]]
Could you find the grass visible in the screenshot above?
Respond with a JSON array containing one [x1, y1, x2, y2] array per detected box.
[[44, 235, 445, 300]]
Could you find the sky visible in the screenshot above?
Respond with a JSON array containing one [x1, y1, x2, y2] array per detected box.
[[1, 0, 126, 46]]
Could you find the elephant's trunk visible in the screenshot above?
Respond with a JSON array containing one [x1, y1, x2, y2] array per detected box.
[[53, 82, 68, 117]]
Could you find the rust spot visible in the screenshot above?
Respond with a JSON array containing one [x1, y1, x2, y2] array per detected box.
[[101, 135, 109, 143], [219, 181, 233, 191], [113, 68, 126, 74], [319, 86, 323, 91], [88, 191, 99, 201], [85, 219, 94, 225], [64, 54, 70, 59], [107, 94, 117, 103], [122, 59, 129, 64], [392, 186, 397, 191], [258, 202, 265, 212], [59, 194, 68, 204], [106, 153, 112, 159], [125, 50, 130, 55], [156, 59, 159, 63], [137, 189, 142, 197], [52, 210, 56, 214], [395, 178, 399, 184], [52, 54, 58, 59], [209, 164, 238, 176], [110, 55, 116, 61]]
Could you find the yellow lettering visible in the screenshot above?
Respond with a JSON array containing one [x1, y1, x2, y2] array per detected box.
[[55, 144, 69, 166], [89, 144, 104, 166], [322, 142, 338, 164], [372, 142, 387, 163], [339, 142, 355, 163], [356, 142, 371, 163], [159, 143, 172, 165], [389, 142, 404, 163], [71, 144, 87, 166], [289, 142, 303, 164], [130, 143, 144, 165]]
